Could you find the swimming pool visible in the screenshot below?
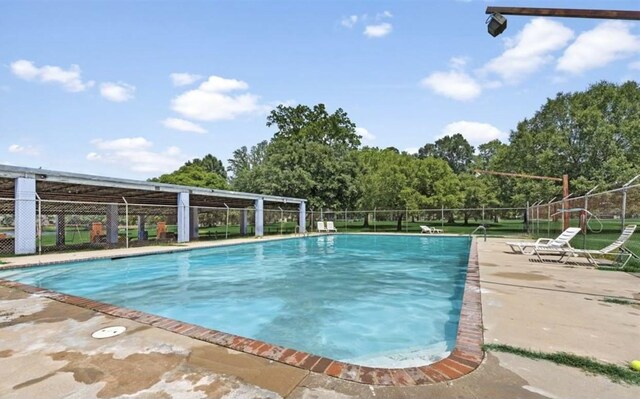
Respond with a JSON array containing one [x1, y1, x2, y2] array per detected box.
[[0, 234, 471, 368]]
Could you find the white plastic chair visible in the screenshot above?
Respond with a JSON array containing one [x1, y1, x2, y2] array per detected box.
[[326, 221, 338, 233], [317, 221, 327, 233], [505, 227, 581, 255]]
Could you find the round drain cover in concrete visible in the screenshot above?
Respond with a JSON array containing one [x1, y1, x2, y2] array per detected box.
[[92, 326, 126, 339]]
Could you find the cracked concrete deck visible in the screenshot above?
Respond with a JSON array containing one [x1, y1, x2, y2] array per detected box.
[[1, 236, 639, 398]]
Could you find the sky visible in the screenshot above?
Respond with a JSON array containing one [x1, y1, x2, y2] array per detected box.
[[1, 0, 639, 180]]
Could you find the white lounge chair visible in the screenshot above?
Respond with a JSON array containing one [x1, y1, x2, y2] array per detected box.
[[420, 225, 443, 234], [541, 225, 637, 267], [317, 221, 327, 233], [326, 221, 338, 233], [505, 227, 581, 255]]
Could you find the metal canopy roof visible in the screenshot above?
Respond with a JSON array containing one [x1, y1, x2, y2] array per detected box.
[[0, 165, 305, 209]]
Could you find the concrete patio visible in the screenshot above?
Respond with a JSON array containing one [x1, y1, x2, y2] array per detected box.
[[0, 236, 639, 398]]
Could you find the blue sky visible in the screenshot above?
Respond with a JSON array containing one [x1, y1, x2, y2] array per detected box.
[[1, 0, 639, 179]]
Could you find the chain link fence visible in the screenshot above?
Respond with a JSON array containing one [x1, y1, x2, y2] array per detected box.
[[528, 183, 640, 255], [2, 181, 638, 258], [306, 207, 527, 235]]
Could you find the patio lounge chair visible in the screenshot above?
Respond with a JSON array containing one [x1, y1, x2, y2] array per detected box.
[[326, 221, 338, 233], [420, 225, 443, 234], [317, 221, 327, 233], [538, 225, 637, 267], [505, 227, 581, 255]]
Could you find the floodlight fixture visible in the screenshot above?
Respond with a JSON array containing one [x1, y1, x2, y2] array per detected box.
[[485, 6, 640, 37], [486, 12, 507, 37]]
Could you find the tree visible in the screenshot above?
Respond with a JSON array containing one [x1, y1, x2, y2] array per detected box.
[[418, 134, 475, 174], [254, 104, 362, 210], [357, 148, 461, 230], [227, 141, 269, 193], [504, 81, 640, 200], [266, 104, 360, 149], [149, 163, 228, 189], [476, 140, 507, 170], [185, 154, 227, 179], [458, 174, 500, 225]]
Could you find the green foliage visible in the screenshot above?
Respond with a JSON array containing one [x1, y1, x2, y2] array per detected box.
[[185, 154, 227, 179], [356, 148, 461, 229], [229, 103, 362, 210], [227, 141, 269, 193], [483, 343, 640, 385], [150, 161, 228, 189], [266, 104, 361, 149], [164, 81, 640, 212], [497, 81, 640, 203], [418, 133, 475, 174]]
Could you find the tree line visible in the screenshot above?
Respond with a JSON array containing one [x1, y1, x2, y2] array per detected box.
[[151, 81, 640, 226]]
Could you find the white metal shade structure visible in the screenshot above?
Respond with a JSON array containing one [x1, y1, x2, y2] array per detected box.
[[0, 164, 307, 255]]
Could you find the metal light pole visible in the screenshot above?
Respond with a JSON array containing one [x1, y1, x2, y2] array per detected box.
[[486, 6, 640, 20], [485, 6, 640, 36]]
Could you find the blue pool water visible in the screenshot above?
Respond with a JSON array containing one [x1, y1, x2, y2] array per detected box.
[[0, 234, 470, 367]]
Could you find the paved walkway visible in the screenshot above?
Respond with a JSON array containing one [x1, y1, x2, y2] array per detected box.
[[1, 236, 639, 398]]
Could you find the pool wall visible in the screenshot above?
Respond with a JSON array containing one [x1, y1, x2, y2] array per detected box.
[[0, 235, 483, 386]]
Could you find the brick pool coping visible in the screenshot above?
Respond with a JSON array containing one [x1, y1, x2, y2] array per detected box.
[[0, 237, 484, 386]]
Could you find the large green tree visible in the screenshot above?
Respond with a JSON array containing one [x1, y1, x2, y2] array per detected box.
[[502, 81, 640, 199], [418, 133, 475, 174], [246, 104, 362, 210], [227, 141, 269, 193], [185, 154, 227, 179], [357, 148, 461, 230], [150, 154, 228, 189]]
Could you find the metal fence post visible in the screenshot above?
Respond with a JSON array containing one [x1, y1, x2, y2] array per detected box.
[[405, 207, 408, 233], [225, 203, 231, 239], [35, 193, 42, 255], [621, 175, 640, 232], [373, 207, 376, 233], [122, 197, 129, 248], [344, 208, 348, 232]]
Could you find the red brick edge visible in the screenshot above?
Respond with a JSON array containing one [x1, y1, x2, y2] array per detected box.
[[0, 238, 484, 386]]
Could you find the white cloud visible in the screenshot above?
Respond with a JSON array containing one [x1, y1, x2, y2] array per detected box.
[[171, 75, 262, 121], [91, 137, 152, 151], [364, 23, 392, 38], [439, 121, 505, 146], [100, 82, 136, 102], [162, 118, 207, 134], [355, 127, 375, 142], [86, 152, 102, 161], [341, 15, 358, 28], [199, 76, 249, 92], [404, 147, 419, 155], [483, 18, 574, 83], [170, 73, 203, 86], [8, 144, 39, 156], [557, 21, 640, 74], [376, 11, 393, 20], [10, 60, 94, 92], [449, 56, 469, 70], [630, 61, 640, 70], [420, 71, 481, 101], [87, 137, 186, 174]]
